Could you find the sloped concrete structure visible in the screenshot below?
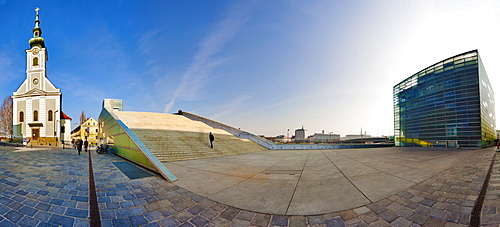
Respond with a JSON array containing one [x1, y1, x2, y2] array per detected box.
[[99, 100, 178, 182], [98, 99, 267, 181], [114, 111, 266, 162]]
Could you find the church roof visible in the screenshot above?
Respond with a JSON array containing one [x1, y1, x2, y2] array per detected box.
[[61, 111, 72, 120]]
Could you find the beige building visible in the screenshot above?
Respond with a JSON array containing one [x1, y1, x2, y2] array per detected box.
[[12, 8, 71, 145], [311, 133, 340, 143], [71, 117, 99, 146]]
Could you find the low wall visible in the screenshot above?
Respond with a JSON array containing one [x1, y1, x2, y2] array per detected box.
[[266, 143, 394, 149]]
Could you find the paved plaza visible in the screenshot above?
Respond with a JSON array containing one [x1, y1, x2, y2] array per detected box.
[[164, 148, 478, 216], [0, 146, 499, 226]]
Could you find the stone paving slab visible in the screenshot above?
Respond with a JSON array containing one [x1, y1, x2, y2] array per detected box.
[[0, 146, 497, 226], [165, 147, 480, 215]]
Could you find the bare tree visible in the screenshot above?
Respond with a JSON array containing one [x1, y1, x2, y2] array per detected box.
[[0, 96, 13, 140], [80, 110, 86, 126]]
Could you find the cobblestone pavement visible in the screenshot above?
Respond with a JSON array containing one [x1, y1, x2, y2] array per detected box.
[[0, 146, 497, 226], [0, 147, 89, 227], [481, 149, 500, 226]]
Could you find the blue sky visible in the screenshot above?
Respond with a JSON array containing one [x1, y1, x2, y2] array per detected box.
[[1, 0, 499, 137]]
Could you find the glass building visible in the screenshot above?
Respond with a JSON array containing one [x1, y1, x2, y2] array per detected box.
[[394, 50, 496, 148]]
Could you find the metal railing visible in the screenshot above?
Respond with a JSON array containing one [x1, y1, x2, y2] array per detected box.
[[180, 112, 276, 148]]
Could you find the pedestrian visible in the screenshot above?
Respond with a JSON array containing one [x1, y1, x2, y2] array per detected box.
[[84, 140, 89, 152], [76, 139, 83, 155], [209, 132, 215, 148]]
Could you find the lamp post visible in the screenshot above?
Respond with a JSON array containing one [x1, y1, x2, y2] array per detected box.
[[54, 110, 58, 146], [287, 129, 290, 143], [329, 132, 332, 143]]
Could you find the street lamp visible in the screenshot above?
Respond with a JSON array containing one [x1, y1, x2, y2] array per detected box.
[[287, 129, 290, 143], [54, 110, 58, 146]]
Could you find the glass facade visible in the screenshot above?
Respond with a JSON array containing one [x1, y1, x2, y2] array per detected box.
[[394, 50, 496, 148], [98, 100, 178, 182]]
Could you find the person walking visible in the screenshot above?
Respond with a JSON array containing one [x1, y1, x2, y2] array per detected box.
[[76, 139, 83, 155], [84, 140, 89, 152], [209, 132, 215, 148]]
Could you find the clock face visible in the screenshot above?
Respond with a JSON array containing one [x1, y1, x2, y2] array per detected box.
[[32, 49, 39, 55], [33, 78, 39, 85]]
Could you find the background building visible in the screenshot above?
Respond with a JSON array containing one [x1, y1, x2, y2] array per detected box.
[[294, 127, 307, 142], [71, 117, 98, 146], [60, 112, 72, 144], [394, 50, 496, 148], [12, 8, 71, 145], [311, 133, 340, 143]]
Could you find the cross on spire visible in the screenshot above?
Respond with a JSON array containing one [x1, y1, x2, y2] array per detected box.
[[29, 7, 45, 47]]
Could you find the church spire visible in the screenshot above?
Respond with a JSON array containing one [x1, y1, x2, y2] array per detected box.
[[29, 7, 45, 48]]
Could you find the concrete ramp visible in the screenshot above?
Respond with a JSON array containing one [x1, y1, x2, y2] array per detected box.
[[114, 111, 266, 162]]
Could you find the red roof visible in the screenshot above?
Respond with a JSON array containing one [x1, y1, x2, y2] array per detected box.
[[61, 111, 72, 120]]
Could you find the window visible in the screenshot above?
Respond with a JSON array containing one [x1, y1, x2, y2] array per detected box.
[[33, 110, 38, 121], [446, 124, 458, 136], [19, 112, 24, 122], [95, 129, 98, 133], [33, 57, 38, 66], [48, 110, 53, 121]]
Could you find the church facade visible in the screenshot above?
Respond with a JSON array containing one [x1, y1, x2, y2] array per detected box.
[[12, 8, 71, 145]]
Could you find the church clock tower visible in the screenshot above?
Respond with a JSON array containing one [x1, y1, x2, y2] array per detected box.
[[12, 8, 71, 146], [26, 7, 49, 96]]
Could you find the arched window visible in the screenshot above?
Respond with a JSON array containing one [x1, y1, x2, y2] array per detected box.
[[48, 110, 53, 121], [33, 110, 38, 121], [33, 57, 39, 66], [19, 112, 24, 122]]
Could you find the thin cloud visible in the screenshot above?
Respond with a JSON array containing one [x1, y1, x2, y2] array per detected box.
[[163, 1, 255, 113], [138, 29, 164, 57], [52, 72, 106, 103], [211, 94, 253, 119], [0, 51, 20, 84]]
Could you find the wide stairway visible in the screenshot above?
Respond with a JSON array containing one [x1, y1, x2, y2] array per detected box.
[[113, 111, 266, 162]]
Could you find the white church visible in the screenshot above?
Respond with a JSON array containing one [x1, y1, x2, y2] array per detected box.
[[12, 8, 72, 145]]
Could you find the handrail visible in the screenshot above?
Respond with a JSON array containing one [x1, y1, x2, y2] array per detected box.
[[180, 112, 276, 148]]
